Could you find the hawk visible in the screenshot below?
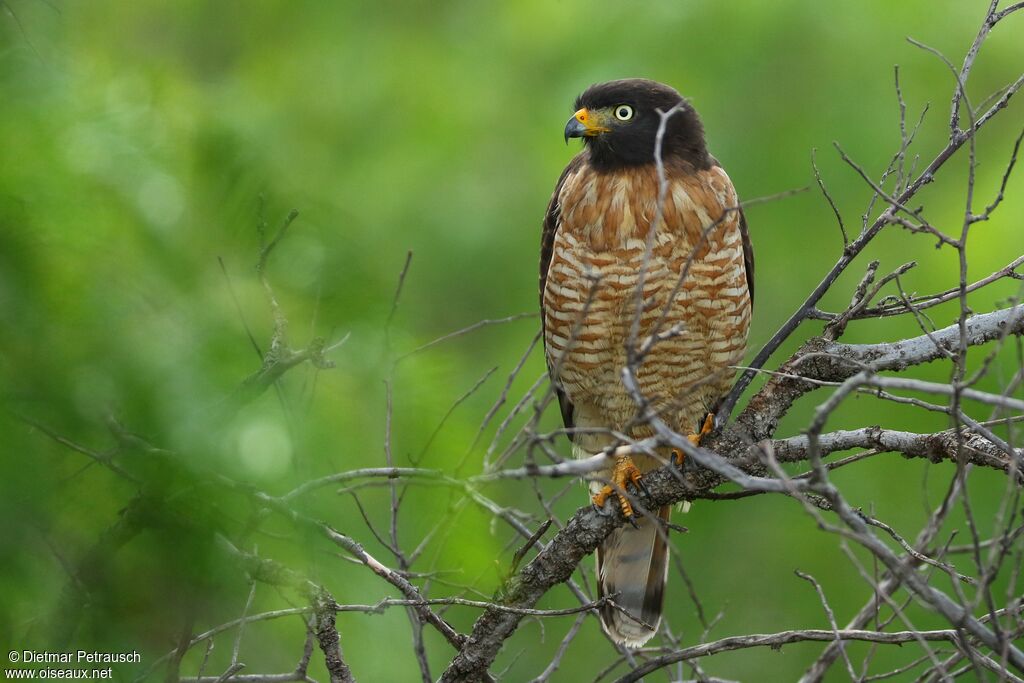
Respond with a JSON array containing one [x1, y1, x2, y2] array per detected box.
[[540, 79, 753, 646]]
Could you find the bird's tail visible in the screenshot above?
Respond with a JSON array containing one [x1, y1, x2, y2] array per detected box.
[[596, 505, 670, 647]]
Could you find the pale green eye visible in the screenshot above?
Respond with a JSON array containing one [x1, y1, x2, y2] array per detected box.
[[614, 104, 634, 121]]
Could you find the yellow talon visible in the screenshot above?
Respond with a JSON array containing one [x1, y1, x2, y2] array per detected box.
[[690, 413, 715, 445], [591, 456, 643, 517], [675, 413, 715, 465]]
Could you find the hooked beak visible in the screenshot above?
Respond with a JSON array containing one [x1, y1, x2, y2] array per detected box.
[[564, 107, 610, 143]]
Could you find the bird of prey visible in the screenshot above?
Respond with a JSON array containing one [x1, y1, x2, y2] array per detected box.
[[540, 79, 753, 646]]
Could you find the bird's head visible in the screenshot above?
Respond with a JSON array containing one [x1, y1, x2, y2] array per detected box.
[[564, 78, 709, 170]]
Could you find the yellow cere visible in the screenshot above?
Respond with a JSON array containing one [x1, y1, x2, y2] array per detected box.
[[574, 107, 611, 135]]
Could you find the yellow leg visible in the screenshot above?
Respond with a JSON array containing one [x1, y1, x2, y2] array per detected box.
[[591, 456, 643, 517], [672, 413, 715, 465]]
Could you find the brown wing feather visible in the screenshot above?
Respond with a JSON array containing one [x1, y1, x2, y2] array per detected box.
[[710, 155, 753, 306], [540, 153, 586, 433], [739, 208, 754, 305]]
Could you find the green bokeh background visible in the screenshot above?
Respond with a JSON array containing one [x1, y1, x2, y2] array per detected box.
[[1, 1, 1022, 680]]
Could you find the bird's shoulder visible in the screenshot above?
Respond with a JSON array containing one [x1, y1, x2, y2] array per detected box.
[[539, 151, 588, 303]]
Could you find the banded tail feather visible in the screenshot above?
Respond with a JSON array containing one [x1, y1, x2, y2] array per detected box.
[[596, 505, 670, 647]]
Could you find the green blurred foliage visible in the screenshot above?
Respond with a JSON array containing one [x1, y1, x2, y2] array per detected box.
[[1, 0, 1021, 680]]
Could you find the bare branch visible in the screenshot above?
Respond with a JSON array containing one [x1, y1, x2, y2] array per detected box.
[[614, 628, 972, 683]]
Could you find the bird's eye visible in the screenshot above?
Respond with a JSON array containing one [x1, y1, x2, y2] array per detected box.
[[614, 105, 634, 121]]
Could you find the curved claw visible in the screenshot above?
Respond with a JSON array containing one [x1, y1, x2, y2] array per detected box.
[[636, 476, 651, 498]]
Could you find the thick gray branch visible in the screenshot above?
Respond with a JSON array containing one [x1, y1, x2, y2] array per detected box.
[[816, 304, 1024, 374], [729, 305, 1023, 449], [773, 426, 1022, 476], [438, 305, 1024, 682], [314, 591, 356, 683]]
